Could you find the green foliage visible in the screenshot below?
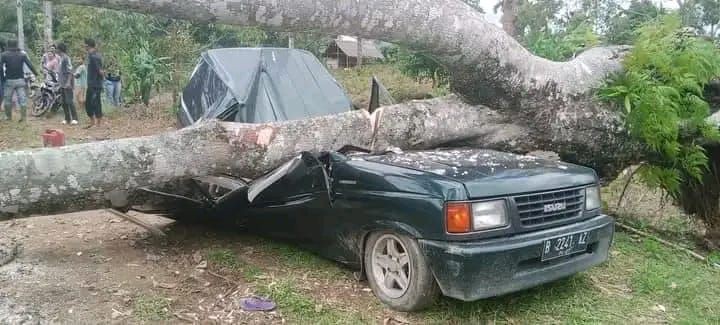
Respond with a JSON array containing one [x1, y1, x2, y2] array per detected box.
[[600, 15, 720, 195], [0, 0, 42, 47], [606, 0, 665, 45], [121, 41, 171, 105], [384, 46, 449, 87], [524, 22, 600, 61], [55, 5, 200, 105]]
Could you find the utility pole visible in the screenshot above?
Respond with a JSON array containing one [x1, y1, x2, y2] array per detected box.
[[44, 1, 54, 49], [16, 0, 25, 49], [356, 37, 363, 67]]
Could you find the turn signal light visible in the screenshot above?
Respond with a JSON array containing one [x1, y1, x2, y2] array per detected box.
[[446, 202, 471, 233]]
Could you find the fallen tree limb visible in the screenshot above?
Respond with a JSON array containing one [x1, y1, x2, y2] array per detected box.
[[615, 221, 708, 263], [106, 209, 167, 237], [0, 110, 373, 218]]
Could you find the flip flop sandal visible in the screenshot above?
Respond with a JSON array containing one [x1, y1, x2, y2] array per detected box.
[[240, 296, 276, 312]]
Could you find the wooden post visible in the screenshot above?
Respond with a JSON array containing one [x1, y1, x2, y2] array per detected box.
[[356, 36, 363, 67], [16, 0, 25, 49], [44, 1, 54, 48]]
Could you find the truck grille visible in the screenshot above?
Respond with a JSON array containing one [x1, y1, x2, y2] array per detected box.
[[513, 188, 585, 227]]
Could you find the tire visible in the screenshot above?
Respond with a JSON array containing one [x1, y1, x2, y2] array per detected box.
[[364, 231, 439, 311], [31, 93, 51, 117]]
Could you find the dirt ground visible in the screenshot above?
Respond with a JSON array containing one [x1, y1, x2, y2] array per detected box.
[[0, 212, 397, 324]]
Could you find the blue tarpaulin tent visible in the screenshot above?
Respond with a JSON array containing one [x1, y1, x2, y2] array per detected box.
[[178, 48, 353, 127]]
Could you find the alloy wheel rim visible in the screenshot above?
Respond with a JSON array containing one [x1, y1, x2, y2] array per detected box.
[[371, 234, 412, 299]]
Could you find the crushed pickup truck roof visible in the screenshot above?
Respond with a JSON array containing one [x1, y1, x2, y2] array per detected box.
[[180, 48, 353, 125]]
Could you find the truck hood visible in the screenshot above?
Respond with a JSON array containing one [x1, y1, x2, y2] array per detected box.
[[363, 149, 597, 198]]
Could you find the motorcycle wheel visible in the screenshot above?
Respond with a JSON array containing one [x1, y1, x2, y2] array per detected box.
[[31, 93, 51, 117]]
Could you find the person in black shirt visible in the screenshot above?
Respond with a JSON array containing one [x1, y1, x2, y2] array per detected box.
[[84, 38, 104, 128], [57, 42, 78, 125], [0, 39, 38, 122]]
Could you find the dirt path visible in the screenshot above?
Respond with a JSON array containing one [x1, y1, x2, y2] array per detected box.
[[0, 212, 402, 324], [0, 102, 175, 151]]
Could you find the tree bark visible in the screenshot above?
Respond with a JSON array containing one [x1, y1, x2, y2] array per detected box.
[[0, 96, 576, 219], [44, 1, 53, 49], [0, 0, 643, 220], [0, 111, 373, 218], [51, 0, 636, 173], [53, 0, 626, 102], [16, 0, 25, 50]]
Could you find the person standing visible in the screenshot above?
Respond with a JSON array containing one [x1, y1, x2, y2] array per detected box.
[[0, 39, 38, 122], [56, 42, 78, 125], [84, 38, 103, 128], [41, 44, 60, 78], [74, 56, 87, 111], [106, 69, 122, 107]]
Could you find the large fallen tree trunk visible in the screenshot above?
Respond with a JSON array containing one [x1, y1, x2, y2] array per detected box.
[[52, 0, 637, 174], [0, 111, 371, 218], [2, 97, 530, 218], [0, 0, 648, 219]]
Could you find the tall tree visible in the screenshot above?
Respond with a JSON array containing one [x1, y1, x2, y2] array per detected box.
[[0, 0, 707, 244], [699, 0, 720, 37], [606, 0, 664, 45], [43, 0, 53, 48], [17, 0, 26, 49]]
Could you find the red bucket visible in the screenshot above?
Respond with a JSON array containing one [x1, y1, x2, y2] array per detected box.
[[42, 129, 66, 147]]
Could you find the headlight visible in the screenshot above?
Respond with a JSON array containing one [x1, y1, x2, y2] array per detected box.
[[446, 200, 508, 233], [471, 200, 508, 230], [585, 186, 601, 210]]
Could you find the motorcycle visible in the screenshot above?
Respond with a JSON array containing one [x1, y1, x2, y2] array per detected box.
[[30, 68, 62, 117]]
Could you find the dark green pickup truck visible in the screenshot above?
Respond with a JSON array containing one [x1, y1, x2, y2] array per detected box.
[[161, 148, 614, 311]]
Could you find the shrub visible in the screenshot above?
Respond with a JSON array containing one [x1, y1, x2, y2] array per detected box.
[[600, 15, 720, 245]]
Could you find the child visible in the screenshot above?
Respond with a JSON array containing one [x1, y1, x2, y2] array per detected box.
[[74, 56, 87, 111]]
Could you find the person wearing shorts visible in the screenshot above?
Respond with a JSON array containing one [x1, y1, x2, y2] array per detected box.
[[84, 38, 103, 128]]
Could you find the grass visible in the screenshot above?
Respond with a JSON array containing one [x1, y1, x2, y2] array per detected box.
[[203, 231, 718, 324], [419, 233, 720, 324], [332, 64, 440, 108], [133, 295, 172, 321], [206, 244, 363, 323], [206, 247, 262, 280], [256, 279, 367, 324]]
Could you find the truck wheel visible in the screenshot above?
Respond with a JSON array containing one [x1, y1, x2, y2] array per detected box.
[[364, 231, 439, 311]]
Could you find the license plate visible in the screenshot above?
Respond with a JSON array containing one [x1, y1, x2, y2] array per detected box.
[[541, 231, 589, 261]]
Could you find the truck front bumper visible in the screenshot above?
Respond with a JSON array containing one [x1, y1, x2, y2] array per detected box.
[[419, 215, 614, 301]]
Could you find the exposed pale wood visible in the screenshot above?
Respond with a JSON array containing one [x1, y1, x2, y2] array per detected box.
[[106, 208, 167, 237]]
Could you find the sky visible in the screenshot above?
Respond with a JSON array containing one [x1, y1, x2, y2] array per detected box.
[[477, 0, 680, 26]]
